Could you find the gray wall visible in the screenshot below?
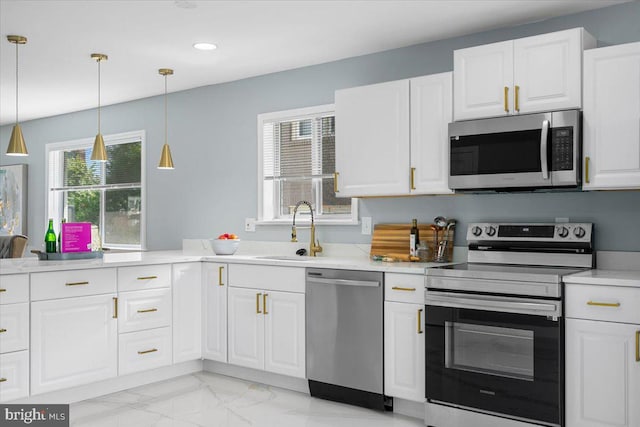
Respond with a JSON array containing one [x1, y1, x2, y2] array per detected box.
[[2, 2, 640, 251]]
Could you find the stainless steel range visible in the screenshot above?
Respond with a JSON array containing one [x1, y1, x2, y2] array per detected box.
[[424, 222, 594, 427]]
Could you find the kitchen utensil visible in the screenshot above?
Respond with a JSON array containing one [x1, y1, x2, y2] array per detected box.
[[444, 219, 457, 242], [434, 216, 447, 230]]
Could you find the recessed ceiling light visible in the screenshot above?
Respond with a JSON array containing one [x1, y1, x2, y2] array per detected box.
[[193, 42, 217, 51]]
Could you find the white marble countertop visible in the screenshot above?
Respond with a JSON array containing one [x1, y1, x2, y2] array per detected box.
[[564, 269, 640, 287], [0, 250, 452, 275]]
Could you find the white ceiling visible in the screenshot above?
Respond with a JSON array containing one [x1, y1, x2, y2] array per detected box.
[[0, 0, 628, 126]]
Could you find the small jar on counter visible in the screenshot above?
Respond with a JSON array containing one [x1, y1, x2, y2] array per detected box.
[[416, 241, 431, 262]]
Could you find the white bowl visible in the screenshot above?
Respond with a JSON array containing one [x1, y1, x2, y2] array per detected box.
[[211, 239, 240, 255]]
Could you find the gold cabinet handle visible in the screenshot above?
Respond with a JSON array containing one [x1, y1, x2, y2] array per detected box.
[[218, 266, 224, 286], [410, 167, 416, 190], [256, 293, 262, 314], [417, 309, 423, 334], [137, 276, 158, 280], [392, 286, 416, 292], [137, 308, 158, 313], [585, 156, 590, 184], [113, 297, 118, 319], [515, 85, 520, 112], [66, 281, 89, 286], [0, 329, 7, 333], [636, 331, 639, 362], [334, 172, 339, 193], [504, 86, 509, 113], [587, 301, 621, 308], [0, 378, 7, 383], [263, 293, 269, 315], [0, 288, 6, 292], [138, 348, 158, 355]]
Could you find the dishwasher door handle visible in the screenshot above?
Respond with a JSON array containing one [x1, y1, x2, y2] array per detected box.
[[307, 277, 380, 287]]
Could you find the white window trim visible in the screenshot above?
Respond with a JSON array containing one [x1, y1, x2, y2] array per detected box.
[[257, 104, 358, 225], [45, 130, 147, 250]]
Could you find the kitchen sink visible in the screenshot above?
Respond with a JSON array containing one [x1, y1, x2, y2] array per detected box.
[[253, 255, 312, 261]]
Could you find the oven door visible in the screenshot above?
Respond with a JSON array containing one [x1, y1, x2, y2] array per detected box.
[[425, 292, 563, 426]]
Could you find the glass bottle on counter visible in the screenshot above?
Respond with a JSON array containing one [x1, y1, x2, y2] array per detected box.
[[45, 218, 57, 253], [57, 218, 66, 252], [409, 218, 420, 256]]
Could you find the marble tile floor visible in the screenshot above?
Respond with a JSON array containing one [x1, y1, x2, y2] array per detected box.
[[70, 372, 424, 427]]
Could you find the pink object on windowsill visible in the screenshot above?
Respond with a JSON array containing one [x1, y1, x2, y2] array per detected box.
[[61, 222, 92, 253]]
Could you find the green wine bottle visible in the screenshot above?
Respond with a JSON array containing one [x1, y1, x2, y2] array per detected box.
[[45, 218, 57, 253]]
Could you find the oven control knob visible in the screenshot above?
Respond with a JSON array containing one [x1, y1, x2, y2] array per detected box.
[[573, 226, 586, 238], [557, 226, 569, 238], [485, 226, 497, 237], [471, 226, 483, 237]]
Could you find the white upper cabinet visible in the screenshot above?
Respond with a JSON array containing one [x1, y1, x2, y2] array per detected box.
[[454, 28, 595, 121], [583, 42, 640, 190], [335, 79, 410, 197], [410, 73, 454, 194], [335, 73, 452, 197]]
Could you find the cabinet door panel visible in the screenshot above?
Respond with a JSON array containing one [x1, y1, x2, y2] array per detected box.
[[454, 40, 513, 120], [566, 319, 640, 427], [173, 262, 203, 363], [583, 42, 640, 189], [264, 291, 305, 378], [384, 301, 425, 402], [0, 351, 29, 402], [118, 288, 171, 333], [202, 263, 227, 362], [514, 29, 583, 114], [31, 294, 117, 395], [410, 73, 453, 194], [0, 303, 29, 353], [335, 79, 410, 196], [228, 287, 263, 370]]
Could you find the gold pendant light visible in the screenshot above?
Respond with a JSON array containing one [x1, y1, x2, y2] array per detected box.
[[6, 35, 28, 156], [90, 53, 108, 162], [157, 68, 175, 169]]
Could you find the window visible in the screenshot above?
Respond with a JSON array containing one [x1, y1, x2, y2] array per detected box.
[[46, 131, 145, 249], [258, 104, 357, 224]]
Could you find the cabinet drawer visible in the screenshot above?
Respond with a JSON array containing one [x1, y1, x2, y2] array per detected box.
[[566, 284, 640, 323], [119, 327, 172, 375], [0, 350, 29, 402], [118, 288, 171, 333], [31, 268, 117, 301], [0, 274, 29, 305], [118, 265, 171, 292], [385, 273, 425, 304], [229, 264, 305, 293], [0, 303, 29, 354]]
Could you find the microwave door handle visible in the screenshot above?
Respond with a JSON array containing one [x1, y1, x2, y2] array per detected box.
[[540, 119, 550, 180]]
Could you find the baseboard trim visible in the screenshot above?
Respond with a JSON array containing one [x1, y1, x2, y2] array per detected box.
[[203, 360, 309, 394], [394, 397, 426, 419]]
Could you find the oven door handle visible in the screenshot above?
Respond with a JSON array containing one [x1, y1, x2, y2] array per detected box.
[[426, 291, 561, 318], [540, 119, 550, 180]]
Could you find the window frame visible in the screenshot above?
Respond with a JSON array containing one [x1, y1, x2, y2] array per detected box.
[[257, 104, 358, 225], [45, 130, 147, 250]]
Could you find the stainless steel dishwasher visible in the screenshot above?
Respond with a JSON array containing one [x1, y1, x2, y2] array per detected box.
[[306, 268, 390, 410]]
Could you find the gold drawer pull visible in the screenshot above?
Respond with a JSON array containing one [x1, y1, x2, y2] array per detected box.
[[504, 86, 509, 112], [417, 309, 423, 334], [218, 266, 224, 286], [587, 301, 621, 308], [0, 378, 7, 383], [636, 331, 639, 362], [0, 288, 6, 292], [585, 156, 591, 184], [256, 293, 262, 314], [138, 348, 158, 355], [66, 281, 89, 286], [0, 329, 7, 333], [515, 85, 520, 112], [392, 286, 416, 292], [137, 308, 158, 313], [137, 276, 158, 280], [113, 297, 118, 319], [263, 293, 268, 315], [334, 172, 339, 193], [410, 167, 416, 190]]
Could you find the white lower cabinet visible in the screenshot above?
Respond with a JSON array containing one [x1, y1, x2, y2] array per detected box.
[[118, 288, 171, 334], [202, 263, 227, 362], [119, 327, 172, 376], [228, 287, 305, 378], [384, 301, 425, 402], [566, 319, 640, 427], [0, 302, 29, 354], [0, 350, 29, 402], [31, 294, 118, 395], [173, 262, 203, 363]]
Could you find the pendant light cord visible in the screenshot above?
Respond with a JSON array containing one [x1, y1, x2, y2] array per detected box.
[[164, 74, 168, 144], [15, 40, 19, 125], [97, 58, 101, 133]]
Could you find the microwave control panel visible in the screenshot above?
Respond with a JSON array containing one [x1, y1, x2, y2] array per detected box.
[[551, 127, 574, 171]]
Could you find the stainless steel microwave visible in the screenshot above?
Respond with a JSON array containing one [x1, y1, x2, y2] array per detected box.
[[448, 110, 581, 191]]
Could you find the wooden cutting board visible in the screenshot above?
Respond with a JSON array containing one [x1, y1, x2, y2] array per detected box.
[[370, 223, 454, 262]]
